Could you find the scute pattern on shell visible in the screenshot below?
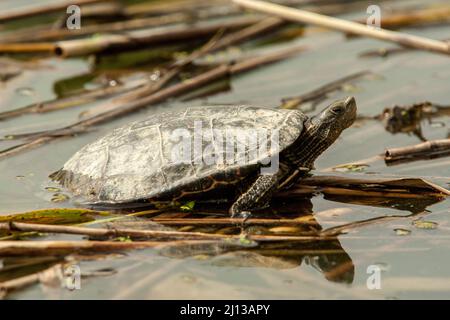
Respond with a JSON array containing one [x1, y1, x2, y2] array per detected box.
[[56, 105, 307, 203]]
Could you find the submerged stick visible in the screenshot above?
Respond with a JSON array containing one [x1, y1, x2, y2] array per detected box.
[[233, 0, 450, 55], [0, 43, 55, 54]]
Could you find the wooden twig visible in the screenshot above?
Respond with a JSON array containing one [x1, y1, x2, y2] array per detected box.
[[280, 70, 370, 109], [385, 139, 450, 164], [233, 0, 450, 55]]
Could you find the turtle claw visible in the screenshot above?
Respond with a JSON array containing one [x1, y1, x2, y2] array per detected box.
[[231, 210, 251, 221]]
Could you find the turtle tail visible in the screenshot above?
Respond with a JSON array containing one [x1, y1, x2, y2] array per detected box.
[[49, 168, 67, 185]]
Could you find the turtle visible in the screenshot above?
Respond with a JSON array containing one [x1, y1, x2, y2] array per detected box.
[[50, 97, 357, 215]]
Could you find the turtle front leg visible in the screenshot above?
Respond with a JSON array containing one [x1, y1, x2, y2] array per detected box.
[[229, 174, 279, 217]]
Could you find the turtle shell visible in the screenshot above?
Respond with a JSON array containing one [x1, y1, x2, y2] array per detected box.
[[52, 105, 307, 203]]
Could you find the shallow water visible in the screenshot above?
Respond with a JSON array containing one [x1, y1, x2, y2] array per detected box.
[[0, 0, 450, 299]]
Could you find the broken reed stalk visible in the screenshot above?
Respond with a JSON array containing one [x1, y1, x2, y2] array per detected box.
[[0, 43, 56, 54], [280, 70, 370, 109], [0, 0, 107, 22], [385, 139, 450, 163], [233, 0, 450, 55], [355, 6, 450, 30], [0, 45, 304, 159], [152, 217, 318, 226], [0, 221, 234, 241]]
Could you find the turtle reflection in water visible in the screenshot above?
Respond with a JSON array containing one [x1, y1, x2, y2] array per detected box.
[[153, 196, 354, 284], [51, 97, 357, 215]]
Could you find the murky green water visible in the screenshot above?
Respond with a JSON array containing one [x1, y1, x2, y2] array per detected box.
[[0, 0, 449, 299]]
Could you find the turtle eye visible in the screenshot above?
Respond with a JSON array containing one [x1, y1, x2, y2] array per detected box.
[[331, 105, 344, 114]]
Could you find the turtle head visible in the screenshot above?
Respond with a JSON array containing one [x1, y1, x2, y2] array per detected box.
[[287, 97, 357, 169], [308, 96, 357, 144]]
